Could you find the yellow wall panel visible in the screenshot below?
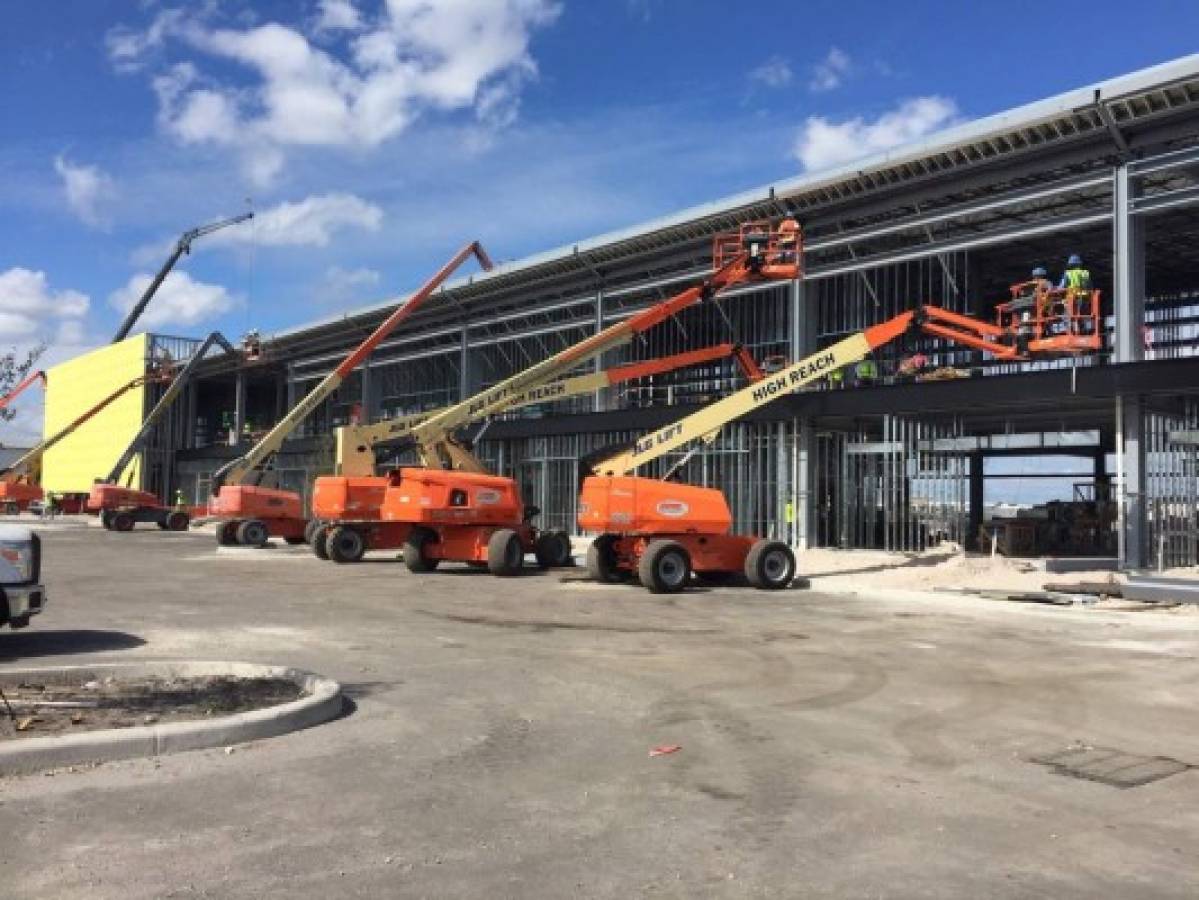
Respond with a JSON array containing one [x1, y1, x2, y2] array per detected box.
[[41, 335, 148, 493]]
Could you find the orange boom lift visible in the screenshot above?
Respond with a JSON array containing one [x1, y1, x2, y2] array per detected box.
[[208, 241, 494, 547], [578, 280, 1105, 592], [309, 218, 802, 574], [88, 332, 239, 532]]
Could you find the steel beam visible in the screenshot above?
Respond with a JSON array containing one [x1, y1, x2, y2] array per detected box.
[[1114, 163, 1147, 363]]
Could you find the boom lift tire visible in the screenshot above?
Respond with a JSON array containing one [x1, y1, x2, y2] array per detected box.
[[487, 528, 524, 576], [327, 526, 366, 564], [638, 540, 690, 594], [744, 539, 795, 590], [216, 520, 239, 546], [111, 511, 135, 533], [236, 519, 269, 548], [303, 519, 323, 546], [586, 534, 620, 583], [165, 510, 189, 532], [403, 527, 440, 573], [312, 526, 330, 560], [534, 531, 572, 569]]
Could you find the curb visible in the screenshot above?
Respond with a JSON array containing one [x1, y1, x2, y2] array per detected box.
[[0, 661, 343, 776]]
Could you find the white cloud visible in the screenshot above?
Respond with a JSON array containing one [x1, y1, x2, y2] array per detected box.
[[112, 1, 562, 184], [214, 192, 383, 247], [317, 265, 381, 305], [0, 268, 90, 342], [793, 96, 959, 172], [108, 270, 234, 330], [316, 0, 363, 32], [809, 47, 851, 93], [53, 155, 117, 229], [750, 56, 792, 89]]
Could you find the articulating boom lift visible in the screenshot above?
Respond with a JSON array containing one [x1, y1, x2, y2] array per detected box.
[[579, 285, 1103, 592], [88, 332, 238, 532], [209, 241, 494, 547], [0, 372, 170, 515], [309, 218, 802, 574]]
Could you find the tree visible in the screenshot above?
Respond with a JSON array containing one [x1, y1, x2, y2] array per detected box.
[[0, 343, 46, 423]]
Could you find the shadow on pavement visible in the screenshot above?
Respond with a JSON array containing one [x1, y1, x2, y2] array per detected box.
[[0, 629, 147, 662]]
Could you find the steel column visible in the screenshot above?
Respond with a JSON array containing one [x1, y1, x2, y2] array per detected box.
[[233, 371, 246, 444], [1113, 163, 1146, 363]]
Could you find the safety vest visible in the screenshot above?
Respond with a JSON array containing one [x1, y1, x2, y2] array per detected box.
[[1065, 267, 1091, 291], [855, 359, 878, 379]]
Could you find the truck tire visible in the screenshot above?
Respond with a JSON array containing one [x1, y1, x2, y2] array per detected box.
[[303, 519, 323, 546], [403, 528, 440, 573], [487, 528, 523, 576], [237, 519, 269, 548], [312, 526, 330, 560], [638, 540, 690, 594], [216, 520, 239, 546], [327, 526, 366, 564], [534, 531, 572, 568], [585, 534, 620, 583], [744, 539, 795, 590], [112, 511, 135, 533], [166, 510, 189, 532]]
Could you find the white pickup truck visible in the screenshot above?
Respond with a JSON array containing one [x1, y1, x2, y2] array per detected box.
[[0, 525, 46, 629]]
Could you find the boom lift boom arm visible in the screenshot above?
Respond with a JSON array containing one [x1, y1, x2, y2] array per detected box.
[[112, 212, 254, 343], [591, 313, 916, 476], [102, 332, 237, 487], [408, 220, 801, 472], [334, 342, 766, 477], [211, 241, 494, 493], [0, 370, 46, 413]]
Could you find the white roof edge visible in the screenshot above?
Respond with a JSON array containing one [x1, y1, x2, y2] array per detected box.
[[274, 54, 1199, 341]]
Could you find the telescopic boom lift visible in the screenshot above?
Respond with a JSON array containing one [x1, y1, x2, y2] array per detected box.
[[88, 332, 238, 532], [308, 217, 802, 573], [209, 241, 494, 547], [112, 212, 254, 343]]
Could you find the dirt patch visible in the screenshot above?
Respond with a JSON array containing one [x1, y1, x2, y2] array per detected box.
[[0, 676, 304, 739]]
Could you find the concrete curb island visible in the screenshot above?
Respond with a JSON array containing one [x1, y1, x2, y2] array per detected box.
[[0, 661, 343, 776]]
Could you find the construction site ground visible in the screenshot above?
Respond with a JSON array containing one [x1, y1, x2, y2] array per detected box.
[[2, 519, 1198, 898]]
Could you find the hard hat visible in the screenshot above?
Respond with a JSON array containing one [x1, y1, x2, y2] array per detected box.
[[1032, 267, 1047, 278], [1067, 254, 1082, 266]]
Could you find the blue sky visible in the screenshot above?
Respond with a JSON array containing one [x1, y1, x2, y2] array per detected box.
[[2, 0, 1196, 446]]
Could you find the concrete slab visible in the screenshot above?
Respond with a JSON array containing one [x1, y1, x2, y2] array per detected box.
[[2, 525, 1198, 899]]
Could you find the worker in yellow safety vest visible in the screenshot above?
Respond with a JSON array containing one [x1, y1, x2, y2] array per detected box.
[[854, 355, 878, 386], [1058, 254, 1092, 292], [1057, 254, 1092, 334]]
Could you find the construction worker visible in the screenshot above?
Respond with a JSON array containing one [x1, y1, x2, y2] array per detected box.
[[897, 352, 929, 380], [1057, 255, 1091, 334], [1058, 254, 1092, 292], [853, 354, 878, 387], [775, 214, 800, 265], [174, 489, 186, 510]]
